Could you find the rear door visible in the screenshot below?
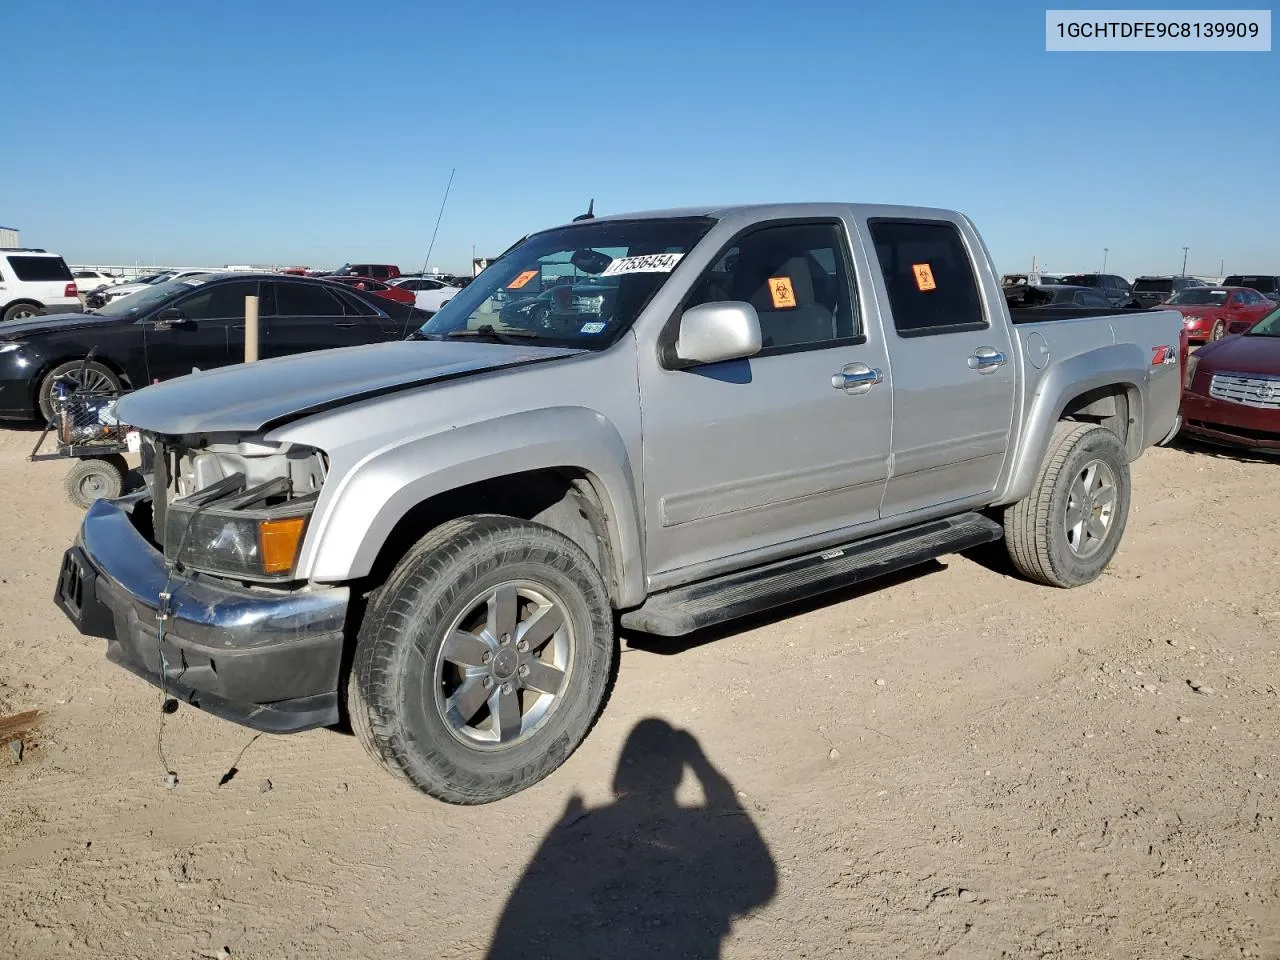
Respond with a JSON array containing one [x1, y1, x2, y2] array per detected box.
[[262, 280, 396, 358], [865, 217, 1017, 518], [639, 218, 892, 578]]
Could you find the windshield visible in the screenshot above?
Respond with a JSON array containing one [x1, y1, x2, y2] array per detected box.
[[1248, 305, 1280, 336], [1167, 289, 1227, 305], [418, 217, 715, 347], [93, 276, 210, 318], [1134, 278, 1173, 292]]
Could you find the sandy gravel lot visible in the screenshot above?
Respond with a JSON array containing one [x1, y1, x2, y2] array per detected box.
[[0, 426, 1276, 960]]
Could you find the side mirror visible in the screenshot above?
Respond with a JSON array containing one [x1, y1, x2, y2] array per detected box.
[[153, 308, 188, 329], [673, 301, 762, 366]]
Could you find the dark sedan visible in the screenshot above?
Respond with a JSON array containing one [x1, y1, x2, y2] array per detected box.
[[0, 273, 425, 422]]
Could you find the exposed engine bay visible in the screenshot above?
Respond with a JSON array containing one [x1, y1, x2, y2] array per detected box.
[[143, 434, 329, 583]]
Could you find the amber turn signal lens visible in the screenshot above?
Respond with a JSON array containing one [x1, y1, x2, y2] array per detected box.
[[258, 516, 307, 575]]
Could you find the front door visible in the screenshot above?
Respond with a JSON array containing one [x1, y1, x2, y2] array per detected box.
[[141, 278, 260, 382], [865, 217, 1017, 518], [639, 220, 892, 581]]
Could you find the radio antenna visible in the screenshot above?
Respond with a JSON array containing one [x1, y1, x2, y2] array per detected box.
[[418, 167, 456, 276]]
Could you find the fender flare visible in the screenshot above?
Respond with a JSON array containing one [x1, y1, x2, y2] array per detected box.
[[996, 342, 1148, 506], [298, 406, 646, 606]]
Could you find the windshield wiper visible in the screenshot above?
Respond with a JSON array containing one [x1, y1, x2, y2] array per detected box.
[[443, 324, 542, 346]]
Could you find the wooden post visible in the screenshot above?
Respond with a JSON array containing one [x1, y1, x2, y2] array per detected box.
[[244, 295, 259, 362]]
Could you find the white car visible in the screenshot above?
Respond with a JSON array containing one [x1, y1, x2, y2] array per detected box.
[[71, 269, 125, 292], [102, 269, 213, 304], [0, 248, 83, 321], [388, 276, 460, 312]]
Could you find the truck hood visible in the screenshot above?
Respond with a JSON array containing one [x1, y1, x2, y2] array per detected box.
[[115, 339, 584, 436], [0, 312, 124, 339], [1195, 333, 1280, 377]]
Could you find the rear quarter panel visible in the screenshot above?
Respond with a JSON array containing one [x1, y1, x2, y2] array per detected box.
[[995, 308, 1182, 505]]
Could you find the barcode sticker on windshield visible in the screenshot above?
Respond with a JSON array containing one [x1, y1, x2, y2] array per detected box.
[[912, 263, 937, 292], [600, 253, 684, 276], [580, 321, 606, 334]]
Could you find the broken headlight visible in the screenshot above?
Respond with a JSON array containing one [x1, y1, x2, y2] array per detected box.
[[164, 473, 317, 582]]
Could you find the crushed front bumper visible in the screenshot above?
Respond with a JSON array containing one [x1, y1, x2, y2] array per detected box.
[[54, 497, 350, 733]]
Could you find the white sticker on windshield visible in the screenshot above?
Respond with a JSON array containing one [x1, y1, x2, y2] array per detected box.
[[580, 321, 606, 334], [600, 252, 684, 276]]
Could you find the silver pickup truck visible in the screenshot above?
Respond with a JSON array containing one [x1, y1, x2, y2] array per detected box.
[[54, 203, 1183, 804]]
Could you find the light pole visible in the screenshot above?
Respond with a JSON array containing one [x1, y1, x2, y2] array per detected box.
[[1181, 247, 1189, 276], [1102, 247, 1109, 272]]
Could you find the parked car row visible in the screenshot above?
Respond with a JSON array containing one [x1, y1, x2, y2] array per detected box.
[[0, 272, 428, 421]]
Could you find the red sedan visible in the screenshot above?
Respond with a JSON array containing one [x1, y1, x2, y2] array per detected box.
[[1180, 304, 1280, 451], [1163, 286, 1273, 344], [327, 275, 416, 306]]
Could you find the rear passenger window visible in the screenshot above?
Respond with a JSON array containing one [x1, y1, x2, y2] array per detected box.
[[276, 282, 346, 316], [684, 222, 859, 351], [870, 220, 986, 336], [7, 255, 74, 282]]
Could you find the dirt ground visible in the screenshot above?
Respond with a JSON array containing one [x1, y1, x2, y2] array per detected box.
[[0, 426, 1276, 960]]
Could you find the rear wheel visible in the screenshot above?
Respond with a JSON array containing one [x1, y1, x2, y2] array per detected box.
[[3, 302, 40, 323], [1004, 422, 1131, 588], [348, 515, 615, 804], [64, 455, 126, 509]]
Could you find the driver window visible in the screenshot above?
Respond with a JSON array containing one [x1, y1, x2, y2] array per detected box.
[[685, 222, 859, 351], [175, 281, 259, 320]]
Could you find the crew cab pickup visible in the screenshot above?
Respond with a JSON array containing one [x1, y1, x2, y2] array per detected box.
[[53, 203, 1183, 804]]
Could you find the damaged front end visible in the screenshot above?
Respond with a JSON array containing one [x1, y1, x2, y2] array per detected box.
[[54, 431, 350, 734], [145, 434, 328, 583]]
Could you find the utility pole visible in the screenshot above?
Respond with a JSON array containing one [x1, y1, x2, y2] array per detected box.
[[1102, 247, 1109, 272], [1219, 258, 1224, 276], [1181, 247, 1189, 276]]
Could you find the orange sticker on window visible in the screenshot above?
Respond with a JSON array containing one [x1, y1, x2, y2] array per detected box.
[[508, 270, 538, 289], [768, 276, 797, 309], [912, 263, 937, 292]]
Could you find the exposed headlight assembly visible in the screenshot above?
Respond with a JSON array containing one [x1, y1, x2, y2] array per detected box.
[[164, 473, 317, 581]]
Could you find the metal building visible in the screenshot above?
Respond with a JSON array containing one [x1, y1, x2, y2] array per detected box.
[[0, 226, 19, 248]]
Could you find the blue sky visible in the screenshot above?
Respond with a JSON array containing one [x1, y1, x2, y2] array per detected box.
[[4, 0, 1277, 277]]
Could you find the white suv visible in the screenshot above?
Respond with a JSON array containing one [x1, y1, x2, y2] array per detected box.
[[0, 249, 82, 322]]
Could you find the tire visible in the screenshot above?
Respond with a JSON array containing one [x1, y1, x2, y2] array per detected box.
[[348, 515, 615, 804], [3, 302, 41, 323], [38, 360, 122, 423], [1211, 320, 1226, 341], [1004, 421, 1131, 588], [64, 455, 125, 509]]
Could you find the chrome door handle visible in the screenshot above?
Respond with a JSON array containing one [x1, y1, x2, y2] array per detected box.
[[831, 363, 883, 395], [967, 348, 1007, 373]]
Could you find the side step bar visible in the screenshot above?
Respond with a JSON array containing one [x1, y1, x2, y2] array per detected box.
[[621, 512, 1004, 637]]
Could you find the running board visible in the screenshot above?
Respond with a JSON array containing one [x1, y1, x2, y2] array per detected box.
[[621, 512, 1004, 637]]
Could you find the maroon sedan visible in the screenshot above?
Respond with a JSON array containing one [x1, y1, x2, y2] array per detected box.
[[1164, 286, 1273, 344], [327, 275, 416, 305], [1181, 304, 1280, 451]]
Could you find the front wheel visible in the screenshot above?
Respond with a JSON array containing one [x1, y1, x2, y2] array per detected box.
[[348, 515, 616, 804], [1003, 422, 1131, 588], [38, 360, 122, 422]]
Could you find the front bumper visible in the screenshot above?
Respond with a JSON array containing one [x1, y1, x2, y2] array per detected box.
[[54, 497, 350, 732], [1181, 392, 1280, 451]]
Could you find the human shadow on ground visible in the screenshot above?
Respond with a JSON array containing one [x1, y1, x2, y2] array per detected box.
[[485, 718, 777, 960]]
